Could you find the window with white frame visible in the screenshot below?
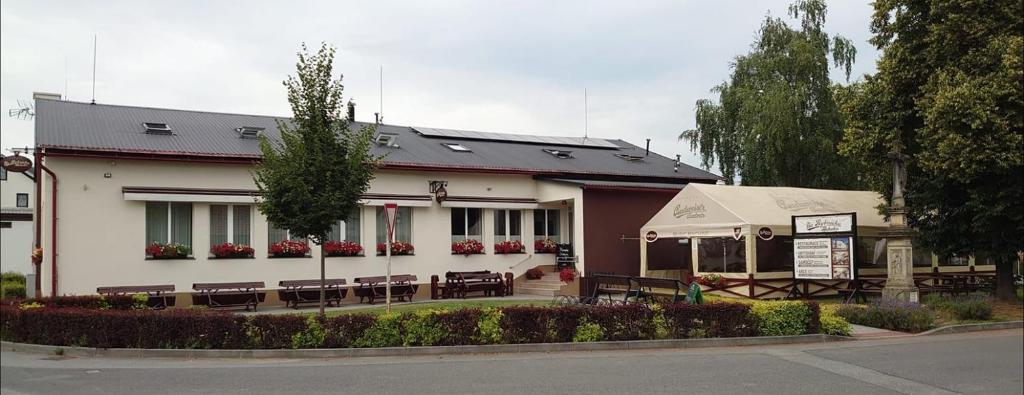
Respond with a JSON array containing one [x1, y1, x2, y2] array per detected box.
[[328, 207, 362, 243], [494, 209, 522, 242], [16, 193, 29, 208], [450, 208, 482, 242], [376, 206, 412, 243], [533, 209, 560, 242], [145, 202, 193, 250], [268, 225, 307, 244], [210, 204, 252, 246]]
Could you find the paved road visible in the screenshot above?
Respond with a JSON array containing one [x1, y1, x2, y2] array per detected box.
[[2, 330, 1021, 395]]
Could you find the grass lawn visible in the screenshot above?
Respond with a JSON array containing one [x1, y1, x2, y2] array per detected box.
[[321, 299, 553, 317]]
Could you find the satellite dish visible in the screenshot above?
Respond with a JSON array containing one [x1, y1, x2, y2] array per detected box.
[[8, 100, 34, 120]]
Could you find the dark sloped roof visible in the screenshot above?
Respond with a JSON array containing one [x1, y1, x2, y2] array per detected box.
[[34, 99, 720, 182]]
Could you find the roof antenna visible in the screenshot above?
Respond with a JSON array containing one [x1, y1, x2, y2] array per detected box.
[[583, 88, 588, 143], [90, 34, 97, 105], [64, 56, 69, 101], [378, 65, 383, 124]]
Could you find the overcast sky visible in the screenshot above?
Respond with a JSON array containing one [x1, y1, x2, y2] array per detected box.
[[0, 0, 879, 172]]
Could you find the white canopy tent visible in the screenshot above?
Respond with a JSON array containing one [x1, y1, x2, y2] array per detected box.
[[640, 184, 889, 278]]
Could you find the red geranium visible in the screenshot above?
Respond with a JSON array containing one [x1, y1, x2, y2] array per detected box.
[[325, 240, 363, 257], [376, 241, 414, 255], [210, 242, 255, 258], [696, 273, 727, 288], [559, 268, 576, 282], [534, 239, 558, 253], [269, 240, 310, 257], [494, 240, 525, 254], [525, 268, 545, 280], [451, 239, 485, 255], [145, 242, 190, 259]]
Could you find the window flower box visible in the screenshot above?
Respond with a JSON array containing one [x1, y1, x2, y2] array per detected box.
[[146, 242, 191, 259], [210, 242, 255, 259], [452, 239, 485, 256], [269, 240, 310, 258], [696, 273, 727, 288], [377, 241, 414, 256], [534, 239, 558, 253], [325, 240, 363, 257], [494, 240, 525, 254]]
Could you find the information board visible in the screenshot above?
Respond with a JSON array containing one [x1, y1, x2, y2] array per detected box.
[[792, 213, 857, 280]]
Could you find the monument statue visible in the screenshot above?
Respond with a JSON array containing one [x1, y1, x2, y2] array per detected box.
[[882, 138, 919, 303]]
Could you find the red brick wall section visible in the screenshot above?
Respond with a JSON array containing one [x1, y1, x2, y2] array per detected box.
[[582, 188, 678, 276]]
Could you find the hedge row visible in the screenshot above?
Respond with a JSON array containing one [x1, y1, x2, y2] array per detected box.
[[0, 301, 822, 349], [4, 295, 141, 310]]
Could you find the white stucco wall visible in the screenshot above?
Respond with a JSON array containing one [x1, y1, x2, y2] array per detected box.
[[36, 157, 581, 295], [1, 169, 34, 275]]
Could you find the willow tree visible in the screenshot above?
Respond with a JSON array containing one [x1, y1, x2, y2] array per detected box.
[[254, 43, 378, 315], [680, 0, 858, 188], [839, 0, 1023, 300]]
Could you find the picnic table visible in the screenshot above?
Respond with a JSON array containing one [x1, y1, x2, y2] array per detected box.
[[353, 275, 419, 304], [587, 274, 640, 304], [191, 282, 266, 311], [449, 272, 507, 299], [277, 279, 348, 309], [96, 284, 176, 309]]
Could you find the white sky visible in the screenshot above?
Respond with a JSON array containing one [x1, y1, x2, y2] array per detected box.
[[0, 0, 879, 172]]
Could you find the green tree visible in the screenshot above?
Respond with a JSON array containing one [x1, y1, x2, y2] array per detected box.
[[839, 0, 1023, 299], [680, 0, 859, 188], [254, 43, 379, 315]]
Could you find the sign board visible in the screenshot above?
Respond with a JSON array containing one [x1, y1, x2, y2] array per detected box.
[[383, 203, 398, 243], [644, 231, 658, 242], [792, 213, 857, 280], [757, 227, 774, 240], [1, 155, 32, 172], [555, 243, 576, 269]]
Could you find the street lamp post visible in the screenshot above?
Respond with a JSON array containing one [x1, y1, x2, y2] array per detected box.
[[881, 141, 920, 303]]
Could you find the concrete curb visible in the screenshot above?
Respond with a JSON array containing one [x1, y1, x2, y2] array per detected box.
[[919, 320, 1023, 336], [1, 334, 850, 359]]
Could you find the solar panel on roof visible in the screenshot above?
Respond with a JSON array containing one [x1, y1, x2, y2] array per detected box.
[[412, 127, 619, 149]]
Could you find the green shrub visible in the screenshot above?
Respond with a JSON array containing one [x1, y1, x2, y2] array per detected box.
[[1, 272, 26, 284], [818, 305, 852, 336], [572, 319, 605, 342], [291, 316, 326, 349], [401, 310, 445, 346], [1, 282, 26, 299], [353, 313, 402, 348], [923, 295, 993, 321], [131, 294, 149, 310], [836, 301, 935, 333], [751, 301, 812, 336], [475, 308, 503, 345]]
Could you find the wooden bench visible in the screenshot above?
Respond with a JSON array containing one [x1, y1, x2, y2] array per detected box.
[[191, 282, 266, 311], [432, 270, 490, 299], [353, 275, 419, 304], [588, 274, 640, 304], [633, 277, 687, 304], [277, 279, 348, 309], [96, 284, 176, 309], [450, 272, 507, 299]]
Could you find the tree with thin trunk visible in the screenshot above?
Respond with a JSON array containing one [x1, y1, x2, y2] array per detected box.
[[254, 43, 378, 315]]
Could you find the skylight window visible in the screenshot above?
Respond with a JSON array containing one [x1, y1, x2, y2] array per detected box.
[[236, 126, 264, 139], [543, 149, 573, 159], [374, 132, 399, 147], [442, 143, 471, 152], [615, 153, 645, 162], [142, 122, 172, 135]]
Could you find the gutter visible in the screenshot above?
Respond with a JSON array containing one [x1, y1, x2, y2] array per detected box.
[[32, 150, 58, 297]]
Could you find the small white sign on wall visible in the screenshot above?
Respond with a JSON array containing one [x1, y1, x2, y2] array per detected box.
[[793, 214, 855, 234]]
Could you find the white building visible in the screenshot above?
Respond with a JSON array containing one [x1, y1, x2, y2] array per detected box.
[[0, 163, 34, 275], [31, 98, 720, 301]]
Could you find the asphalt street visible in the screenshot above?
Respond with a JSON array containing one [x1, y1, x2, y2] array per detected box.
[[1, 329, 1021, 395]]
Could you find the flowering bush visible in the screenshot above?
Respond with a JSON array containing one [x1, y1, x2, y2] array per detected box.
[[534, 239, 558, 253], [494, 240, 525, 254], [210, 242, 255, 258], [696, 273, 726, 288], [451, 239, 485, 255], [145, 242, 190, 259], [836, 301, 935, 333], [269, 240, 310, 257], [324, 240, 363, 257], [559, 268, 576, 282], [525, 268, 545, 280], [376, 241, 414, 256]]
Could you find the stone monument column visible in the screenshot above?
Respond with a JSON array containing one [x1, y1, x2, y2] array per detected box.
[[882, 142, 919, 303]]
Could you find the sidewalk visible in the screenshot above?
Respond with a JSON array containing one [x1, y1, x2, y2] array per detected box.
[[849, 323, 906, 339]]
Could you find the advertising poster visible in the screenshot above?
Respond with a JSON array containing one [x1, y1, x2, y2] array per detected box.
[[830, 237, 853, 280], [794, 238, 832, 279]]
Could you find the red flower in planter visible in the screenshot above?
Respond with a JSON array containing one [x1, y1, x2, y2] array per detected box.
[[269, 240, 310, 257], [696, 274, 727, 288], [210, 242, 255, 258], [494, 240, 525, 254], [145, 242, 191, 259], [559, 268, 576, 282], [324, 240, 363, 257], [525, 268, 545, 280], [534, 239, 558, 253], [451, 239, 485, 256], [376, 241, 414, 255]]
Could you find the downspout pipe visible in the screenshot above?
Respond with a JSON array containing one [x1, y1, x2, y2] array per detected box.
[[32, 151, 42, 296], [33, 150, 58, 297]]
